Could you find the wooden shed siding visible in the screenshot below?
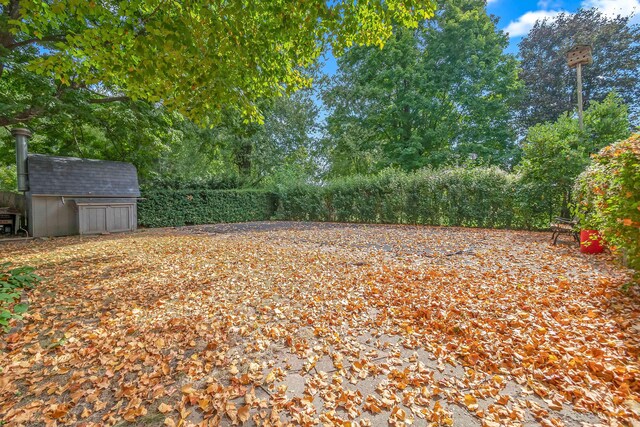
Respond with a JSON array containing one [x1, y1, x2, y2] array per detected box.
[[80, 207, 107, 234], [108, 206, 130, 232], [28, 196, 137, 237], [78, 204, 136, 235], [30, 196, 77, 237]]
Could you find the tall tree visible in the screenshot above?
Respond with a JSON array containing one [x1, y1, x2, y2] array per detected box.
[[207, 89, 322, 184], [0, 86, 322, 186], [323, 0, 521, 176], [517, 9, 640, 131], [0, 0, 436, 127], [0, 101, 181, 181]]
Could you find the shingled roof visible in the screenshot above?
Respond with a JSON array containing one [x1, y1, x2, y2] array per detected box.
[[27, 154, 140, 197]]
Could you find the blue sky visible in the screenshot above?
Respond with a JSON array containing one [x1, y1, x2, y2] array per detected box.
[[489, 0, 583, 53], [322, 0, 640, 75]]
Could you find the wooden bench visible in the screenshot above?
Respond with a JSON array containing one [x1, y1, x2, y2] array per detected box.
[[550, 217, 579, 245]]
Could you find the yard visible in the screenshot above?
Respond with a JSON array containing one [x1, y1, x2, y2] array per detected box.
[[1, 223, 639, 426]]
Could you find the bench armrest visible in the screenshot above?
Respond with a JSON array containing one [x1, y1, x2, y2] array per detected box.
[[553, 217, 577, 225]]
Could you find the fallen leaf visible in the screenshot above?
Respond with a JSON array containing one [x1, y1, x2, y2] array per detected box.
[[158, 403, 173, 414]]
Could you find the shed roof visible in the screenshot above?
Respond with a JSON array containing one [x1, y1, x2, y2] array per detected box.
[[27, 154, 140, 197], [71, 198, 137, 205]]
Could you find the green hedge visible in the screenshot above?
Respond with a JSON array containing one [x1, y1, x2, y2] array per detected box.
[[138, 189, 276, 227], [138, 168, 551, 230], [274, 168, 548, 229]]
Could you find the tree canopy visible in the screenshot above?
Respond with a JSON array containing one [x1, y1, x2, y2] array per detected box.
[[323, 0, 521, 176], [0, 0, 436, 127], [517, 8, 640, 131], [0, 86, 322, 185]]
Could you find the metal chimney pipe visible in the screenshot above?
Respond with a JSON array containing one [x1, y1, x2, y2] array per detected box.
[[12, 128, 31, 192]]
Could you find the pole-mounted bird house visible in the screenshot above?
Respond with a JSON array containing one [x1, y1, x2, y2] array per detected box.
[[566, 45, 593, 131], [567, 45, 593, 68]]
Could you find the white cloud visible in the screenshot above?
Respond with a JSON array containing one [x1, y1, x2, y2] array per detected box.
[[503, 0, 640, 39], [537, 0, 564, 8], [504, 10, 564, 37], [581, 0, 640, 18]]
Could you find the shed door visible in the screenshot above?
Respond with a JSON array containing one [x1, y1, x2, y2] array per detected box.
[[81, 206, 107, 234], [79, 204, 134, 235], [107, 206, 132, 232]]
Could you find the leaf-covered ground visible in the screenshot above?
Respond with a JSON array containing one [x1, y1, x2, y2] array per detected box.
[[1, 222, 639, 427]]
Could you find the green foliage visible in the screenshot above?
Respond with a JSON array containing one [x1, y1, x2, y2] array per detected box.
[[584, 94, 631, 154], [517, 9, 640, 131], [324, 0, 522, 175], [0, 89, 322, 185], [138, 190, 276, 228], [0, 163, 16, 192], [517, 93, 631, 220], [275, 167, 545, 229], [261, 162, 319, 192], [203, 88, 323, 184], [575, 135, 640, 279], [517, 113, 587, 219], [0, 101, 190, 182], [142, 175, 246, 192], [1, 0, 435, 126], [0, 262, 40, 331]]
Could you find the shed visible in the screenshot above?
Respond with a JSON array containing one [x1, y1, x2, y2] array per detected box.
[[26, 154, 140, 237]]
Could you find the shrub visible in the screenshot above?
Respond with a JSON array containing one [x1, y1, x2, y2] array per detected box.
[[1, 263, 41, 331], [517, 93, 631, 219], [275, 167, 545, 229], [575, 134, 640, 279], [138, 189, 276, 227]]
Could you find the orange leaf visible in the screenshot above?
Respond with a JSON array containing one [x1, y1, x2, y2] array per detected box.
[[49, 404, 69, 419], [158, 403, 173, 414], [181, 384, 196, 394], [464, 394, 478, 410], [238, 405, 251, 423], [226, 402, 238, 422]]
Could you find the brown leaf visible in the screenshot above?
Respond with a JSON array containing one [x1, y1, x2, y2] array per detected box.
[[158, 403, 173, 414], [238, 405, 251, 423]]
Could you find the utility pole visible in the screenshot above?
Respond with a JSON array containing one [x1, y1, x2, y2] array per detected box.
[[567, 45, 593, 131]]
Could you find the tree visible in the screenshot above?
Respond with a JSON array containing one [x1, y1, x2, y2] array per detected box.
[[516, 92, 630, 220], [517, 9, 640, 131], [0, 100, 178, 180], [0, 87, 323, 185], [0, 0, 436, 127], [205, 89, 322, 184], [323, 0, 521, 176]]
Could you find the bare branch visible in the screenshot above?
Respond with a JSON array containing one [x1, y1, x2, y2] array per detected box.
[[0, 106, 44, 127], [88, 96, 130, 104], [0, 91, 128, 126], [5, 34, 68, 50]]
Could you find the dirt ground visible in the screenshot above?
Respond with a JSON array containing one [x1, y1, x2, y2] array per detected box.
[[0, 222, 638, 427]]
